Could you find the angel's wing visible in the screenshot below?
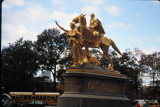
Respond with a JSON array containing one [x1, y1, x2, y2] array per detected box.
[[96, 19, 105, 34]]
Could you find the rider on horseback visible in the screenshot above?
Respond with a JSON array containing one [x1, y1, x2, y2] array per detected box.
[[55, 13, 122, 70], [89, 13, 106, 47]]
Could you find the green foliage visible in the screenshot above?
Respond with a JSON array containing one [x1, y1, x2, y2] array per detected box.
[[34, 28, 71, 90], [140, 52, 160, 73], [35, 29, 70, 69], [57, 69, 66, 83], [114, 49, 143, 97], [31, 77, 55, 92], [139, 52, 160, 99], [1, 38, 39, 92]]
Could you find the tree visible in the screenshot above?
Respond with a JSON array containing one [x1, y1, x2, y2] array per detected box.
[[139, 52, 160, 99], [114, 48, 143, 98], [34, 28, 70, 91], [1, 38, 39, 92], [31, 77, 55, 92]]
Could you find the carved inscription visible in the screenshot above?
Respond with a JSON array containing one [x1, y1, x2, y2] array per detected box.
[[114, 84, 119, 92], [87, 81, 120, 94], [101, 83, 108, 91], [88, 81, 94, 89]]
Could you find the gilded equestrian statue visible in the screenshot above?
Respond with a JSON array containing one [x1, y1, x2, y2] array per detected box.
[[55, 13, 122, 71]]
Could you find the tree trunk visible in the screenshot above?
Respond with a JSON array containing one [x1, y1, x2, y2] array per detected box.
[[135, 72, 139, 98], [52, 66, 57, 91]]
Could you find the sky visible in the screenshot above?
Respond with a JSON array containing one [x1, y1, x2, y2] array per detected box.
[[2, 0, 160, 54]]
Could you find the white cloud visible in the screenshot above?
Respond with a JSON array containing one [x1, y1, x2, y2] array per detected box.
[[141, 47, 159, 54], [51, 0, 67, 11], [154, 36, 160, 42], [2, 0, 81, 47], [51, 10, 79, 30], [2, 3, 51, 29], [2, 0, 25, 9], [51, 0, 64, 5], [2, 24, 37, 47], [129, 37, 142, 45], [81, 6, 99, 15], [91, 0, 103, 5], [79, 0, 104, 5], [151, 0, 160, 4], [107, 22, 131, 30], [135, 13, 142, 17], [81, 6, 102, 25], [79, 0, 103, 19], [2, 3, 51, 47], [106, 5, 121, 16]]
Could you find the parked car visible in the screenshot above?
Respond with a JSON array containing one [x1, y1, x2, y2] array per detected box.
[[3, 100, 18, 107], [147, 100, 160, 107], [1, 93, 11, 105], [148, 102, 160, 107], [1, 93, 18, 106]]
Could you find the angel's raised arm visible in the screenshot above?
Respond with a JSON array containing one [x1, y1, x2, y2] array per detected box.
[[55, 21, 69, 32]]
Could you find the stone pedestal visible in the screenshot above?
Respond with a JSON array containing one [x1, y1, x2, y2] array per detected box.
[[58, 63, 131, 107]]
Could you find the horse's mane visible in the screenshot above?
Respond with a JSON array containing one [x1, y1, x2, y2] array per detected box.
[[81, 16, 87, 27]]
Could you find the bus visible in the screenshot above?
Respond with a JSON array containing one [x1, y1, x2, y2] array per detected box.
[[9, 92, 60, 106]]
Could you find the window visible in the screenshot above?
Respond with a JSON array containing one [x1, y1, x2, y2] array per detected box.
[[28, 96, 31, 99], [155, 103, 158, 105], [36, 96, 39, 100], [47, 96, 51, 99], [32, 96, 35, 99], [24, 95, 27, 99], [52, 96, 57, 101], [52, 96, 55, 99], [20, 95, 24, 99], [16, 95, 20, 99], [148, 103, 154, 105], [55, 96, 58, 99], [43, 96, 46, 100], [40, 96, 43, 100], [11, 96, 16, 99]]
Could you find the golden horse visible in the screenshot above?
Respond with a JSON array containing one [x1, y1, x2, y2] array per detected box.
[[55, 14, 122, 71]]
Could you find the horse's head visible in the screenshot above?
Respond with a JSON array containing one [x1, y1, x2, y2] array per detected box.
[[72, 14, 86, 27], [72, 15, 79, 23]]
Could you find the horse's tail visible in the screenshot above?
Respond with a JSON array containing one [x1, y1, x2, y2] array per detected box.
[[110, 39, 122, 56]]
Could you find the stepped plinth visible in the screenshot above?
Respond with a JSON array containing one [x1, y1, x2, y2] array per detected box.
[[58, 63, 131, 107]]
